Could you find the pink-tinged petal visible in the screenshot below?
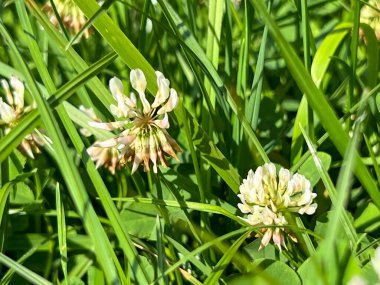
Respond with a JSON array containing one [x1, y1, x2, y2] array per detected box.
[[157, 130, 177, 159], [272, 229, 285, 251], [149, 134, 158, 173], [131, 137, 143, 173], [1, 79, 13, 105], [94, 138, 118, 148], [157, 88, 178, 115], [88, 120, 127, 131], [125, 95, 136, 109], [130, 69, 147, 94], [142, 136, 150, 172], [259, 229, 273, 250], [157, 148, 167, 168], [10, 76, 24, 110], [0, 98, 16, 124], [20, 140, 34, 159], [152, 71, 170, 108], [117, 133, 135, 145], [154, 113, 170, 129]]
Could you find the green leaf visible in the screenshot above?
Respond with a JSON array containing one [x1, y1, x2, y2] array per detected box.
[[120, 202, 160, 240], [297, 151, 331, 187], [227, 259, 301, 285]]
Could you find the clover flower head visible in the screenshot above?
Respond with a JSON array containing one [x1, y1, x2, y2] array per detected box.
[[89, 69, 181, 174], [0, 76, 47, 158], [360, 0, 380, 40], [44, 0, 91, 38], [238, 163, 317, 251]]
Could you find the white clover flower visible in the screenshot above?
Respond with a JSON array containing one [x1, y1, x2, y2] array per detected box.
[[0, 76, 47, 158], [238, 163, 317, 251], [89, 69, 181, 174], [44, 0, 91, 38], [360, 0, 380, 40]]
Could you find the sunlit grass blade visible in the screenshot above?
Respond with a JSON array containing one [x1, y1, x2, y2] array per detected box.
[[300, 126, 358, 247], [0, 252, 52, 285], [56, 183, 68, 284]]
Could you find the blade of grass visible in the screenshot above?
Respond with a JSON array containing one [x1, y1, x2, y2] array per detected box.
[[65, 0, 116, 49], [246, 1, 270, 129], [300, 126, 358, 247], [155, 216, 167, 285], [111, 197, 245, 225], [320, 102, 363, 284], [0, 252, 52, 285], [55, 183, 68, 284]]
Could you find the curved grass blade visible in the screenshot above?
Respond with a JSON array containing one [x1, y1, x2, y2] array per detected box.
[[55, 183, 68, 283], [65, 0, 116, 49], [300, 126, 358, 247], [111, 197, 243, 225], [0, 252, 52, 285]]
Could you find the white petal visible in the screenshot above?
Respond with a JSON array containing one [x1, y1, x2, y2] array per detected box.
[[157, 88, 178, 115], [138, 91, 151, 114], [79, 105, 97, 120], [130, 69, 147, 94], [152, 71, 170, 108], [1, 79, 13, 105], [109, 77, 124, 99], [0, 99, 16, 124], [10, 76, 24, 110]]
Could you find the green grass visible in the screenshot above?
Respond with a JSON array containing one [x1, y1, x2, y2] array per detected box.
[[0, 0, 380, 284]]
